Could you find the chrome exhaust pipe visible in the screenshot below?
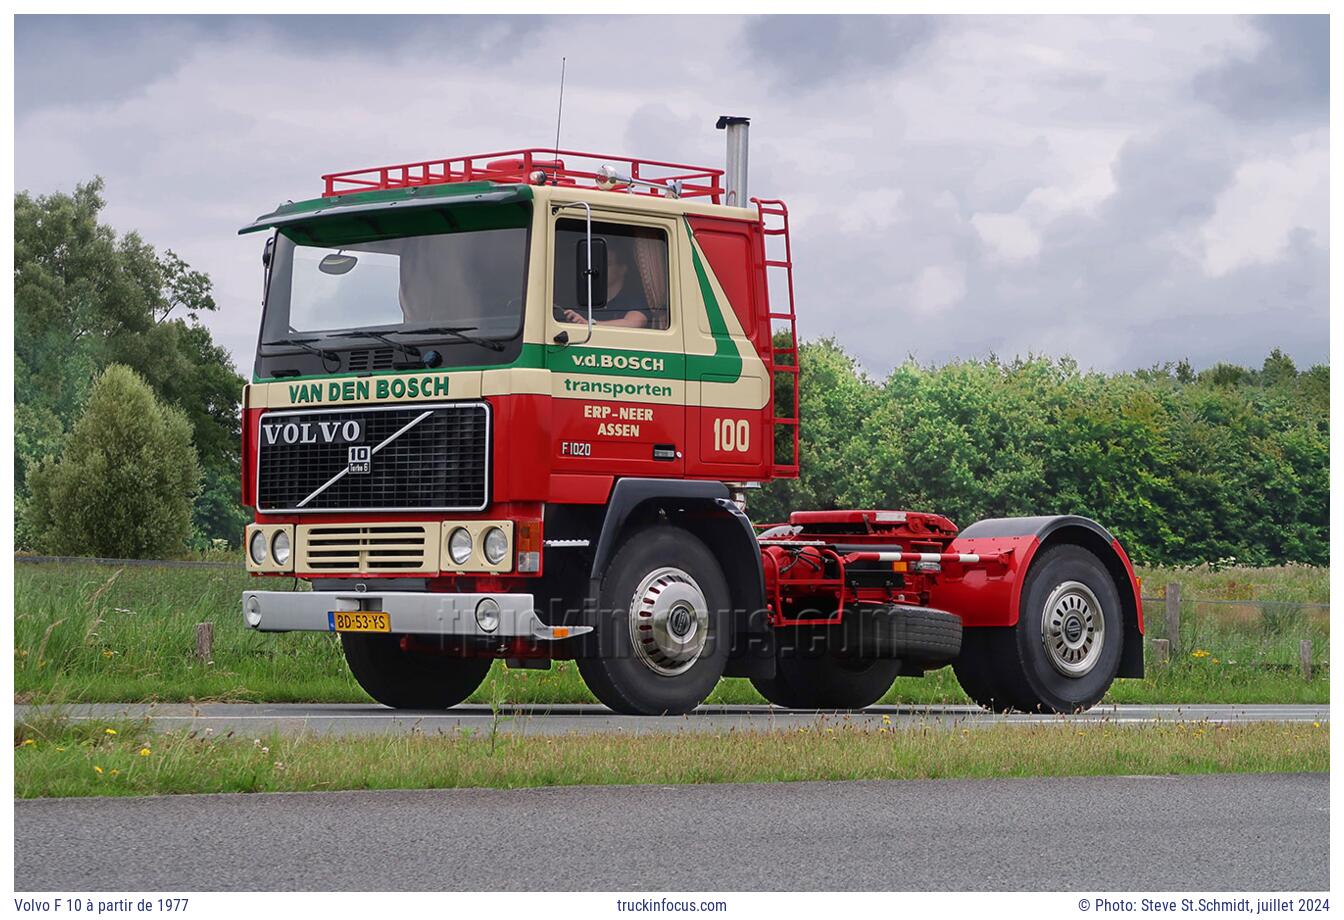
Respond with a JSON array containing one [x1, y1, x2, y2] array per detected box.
[[716, 115, 750, 206]]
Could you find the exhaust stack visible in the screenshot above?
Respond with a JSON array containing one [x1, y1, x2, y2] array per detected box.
[[716, 115, 750, 206]]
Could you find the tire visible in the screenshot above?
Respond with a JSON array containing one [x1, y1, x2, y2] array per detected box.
[[956, 544, 1123, 713], [838, 606, 963, 661], [751, 627, 901, 710], [951, 627, 1015, 712], [341, 634, 492, 710], [577, 526, 730, 715]]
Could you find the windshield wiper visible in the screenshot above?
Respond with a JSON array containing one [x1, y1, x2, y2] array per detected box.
[[262, 336, 341, 362], [384, 326, 506, 353], [329, 330, 422, 361]]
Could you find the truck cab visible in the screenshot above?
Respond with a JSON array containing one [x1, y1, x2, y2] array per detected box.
[[241, 123, 1144, 717], [240, 138, 804, 714]]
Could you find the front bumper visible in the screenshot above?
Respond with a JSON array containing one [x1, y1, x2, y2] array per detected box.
[[240, 590, 589, 642]]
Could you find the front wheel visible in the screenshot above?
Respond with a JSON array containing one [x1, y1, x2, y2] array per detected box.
[[955, 544, 1123, 713], [341, 634, 492, 710], [577, 526, 730, 715]]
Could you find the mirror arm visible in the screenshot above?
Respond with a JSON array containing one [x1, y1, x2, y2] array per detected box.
[[553, 201, 595, 347]]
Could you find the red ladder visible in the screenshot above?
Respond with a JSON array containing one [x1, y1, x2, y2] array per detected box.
[[754, 198, 801, 479]]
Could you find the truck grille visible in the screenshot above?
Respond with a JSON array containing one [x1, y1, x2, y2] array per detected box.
[[296, 523, 441, 573], [347, 348, 397, 372], [256, 402, 489, 513]]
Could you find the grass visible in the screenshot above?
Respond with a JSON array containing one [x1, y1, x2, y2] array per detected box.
[[14, 561, 1330, 706], [13, 715, 1329, 799]]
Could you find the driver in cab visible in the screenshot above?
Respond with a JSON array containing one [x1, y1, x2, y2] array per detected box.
[[562, 242, 651, 329]]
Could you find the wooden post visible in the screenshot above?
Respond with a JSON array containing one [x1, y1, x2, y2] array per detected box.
[[195, 622, 214, 663], [1300, 639, 1312, 681], [1151, 638, 1170, 667], [1165, 583, 1181, 658]]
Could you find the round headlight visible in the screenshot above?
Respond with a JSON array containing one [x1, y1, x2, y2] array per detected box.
[[447, 527, 473, 566], [249, 530, 268, 566], [272, 530, 291, 566], [483, 526, 509, 566], [245, 595, 262, 628], [475, 597, 501, 633]]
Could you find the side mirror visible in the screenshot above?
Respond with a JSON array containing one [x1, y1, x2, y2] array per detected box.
[[577, 237, 608, 309]]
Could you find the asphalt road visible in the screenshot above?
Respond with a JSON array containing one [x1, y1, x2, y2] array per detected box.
[[14, 773, 1328, 891], [14, 701, 1329, 736]]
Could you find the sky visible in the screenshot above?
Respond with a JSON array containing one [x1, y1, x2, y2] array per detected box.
[[13, 14, 1330, 379]]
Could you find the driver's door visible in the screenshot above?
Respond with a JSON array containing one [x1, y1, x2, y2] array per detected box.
[[545, 210, 685, 479]]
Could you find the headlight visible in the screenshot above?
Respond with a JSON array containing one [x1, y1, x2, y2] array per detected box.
[[272, 530, 291, 566], [245, 595, 262, 628], [483, 526, 509, 565], [447, 527, 473, 566], [475, 597, 501, 632], [249, 530, 268, 565]]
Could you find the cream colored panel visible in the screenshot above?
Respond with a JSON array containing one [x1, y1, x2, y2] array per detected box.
[[551, 373, 685, 406], [482, 368, 550, 397], [439, 520, 514, 574], [245, 523, 294, 573], [255, 372, 483, 409], [296, 522, 441, 575]]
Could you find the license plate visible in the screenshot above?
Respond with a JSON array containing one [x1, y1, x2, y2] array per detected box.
[[328, 611, 390, 633]]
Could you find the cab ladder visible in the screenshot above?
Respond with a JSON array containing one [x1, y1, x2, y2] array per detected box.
[[754, 197, 801, 478]]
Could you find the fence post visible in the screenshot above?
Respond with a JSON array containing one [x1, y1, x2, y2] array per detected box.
[[1151, 638, 1170, 667], [1164, 583, 1181, 658], [195, 622, 214, 663], [1300, 639, 1313, 681]]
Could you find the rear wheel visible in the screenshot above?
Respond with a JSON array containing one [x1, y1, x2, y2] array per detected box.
[[951, 627, 1015, 712], [341, 634, 492, 710], [577, 526, 730, 715], [954, 544, 1123, 713], [752, 628, 900, 710]]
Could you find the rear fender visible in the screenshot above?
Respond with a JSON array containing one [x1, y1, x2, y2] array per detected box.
[[933, 515, 1144, 678]]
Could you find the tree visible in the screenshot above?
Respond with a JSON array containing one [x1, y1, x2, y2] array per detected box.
[[25, 365, 201, 558], [14, 178, 246, 547], [754, 342, 1328, 567]]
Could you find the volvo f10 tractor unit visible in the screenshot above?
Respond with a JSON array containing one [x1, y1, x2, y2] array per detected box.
[[240, 116, 1143, 715]]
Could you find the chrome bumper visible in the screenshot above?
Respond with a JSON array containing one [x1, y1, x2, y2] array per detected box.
[[240, 590, 589, 642]]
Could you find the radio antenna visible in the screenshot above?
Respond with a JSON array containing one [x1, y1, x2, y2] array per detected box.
[[551, 57, 566, 183]]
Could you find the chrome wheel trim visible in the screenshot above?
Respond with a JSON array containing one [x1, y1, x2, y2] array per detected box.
[[628, 566, 710, 676], [1040, 580, 1105, 677]]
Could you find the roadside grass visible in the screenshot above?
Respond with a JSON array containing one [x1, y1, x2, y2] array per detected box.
[[15, 562, 1329, 706], [13, 716, 1328, 799]]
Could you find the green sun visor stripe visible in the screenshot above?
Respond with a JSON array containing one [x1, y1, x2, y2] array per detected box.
[[238, 184, 533, 236]]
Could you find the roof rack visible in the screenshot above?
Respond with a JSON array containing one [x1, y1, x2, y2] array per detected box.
[[321, 148, 725, 203]]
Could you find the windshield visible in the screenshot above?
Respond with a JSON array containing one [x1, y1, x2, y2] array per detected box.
[[256, 218, 529, 377]]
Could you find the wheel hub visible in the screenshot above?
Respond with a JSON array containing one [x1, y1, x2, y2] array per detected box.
[[668, 605, 694, 638], [1041, 580, 1105, 677], [1063, 615, 1084, 644], [629, 567, 710, 676]]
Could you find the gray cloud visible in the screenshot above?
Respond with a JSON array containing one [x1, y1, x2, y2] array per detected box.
[[1192, 14, 1328, 121], [14, 14, 1329, 379], [15, 15, 550, 116], [744, 14, 939, 89]]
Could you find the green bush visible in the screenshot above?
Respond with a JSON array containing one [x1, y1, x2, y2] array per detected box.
[[752, 342, 1328, 567], [24, 365, 201, 558], [15, 179, 245, 548]]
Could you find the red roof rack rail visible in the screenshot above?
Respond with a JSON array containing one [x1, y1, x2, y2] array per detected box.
[[321, 148, 725, 203]]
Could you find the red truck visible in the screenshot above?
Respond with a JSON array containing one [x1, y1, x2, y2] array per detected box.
[[239, 116, 1144, 715]]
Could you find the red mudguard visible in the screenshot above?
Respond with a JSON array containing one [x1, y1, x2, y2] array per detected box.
[[931, 515, 1145, 677]]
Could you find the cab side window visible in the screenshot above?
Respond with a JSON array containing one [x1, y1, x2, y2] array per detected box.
[[554, 219, 670, 331]]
